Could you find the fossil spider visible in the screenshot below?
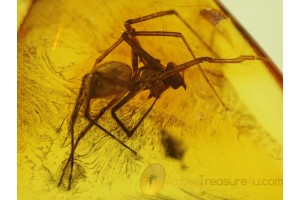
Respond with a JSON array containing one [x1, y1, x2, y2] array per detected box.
[[58, 10, 264, 189]]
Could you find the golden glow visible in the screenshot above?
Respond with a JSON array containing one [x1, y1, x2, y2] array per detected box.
[[17, 0, 33, 30], [18, 0, 282, 199], [52, 17, 65, 51]]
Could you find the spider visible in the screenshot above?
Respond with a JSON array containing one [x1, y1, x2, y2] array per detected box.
[[58, 10, 264, 190]]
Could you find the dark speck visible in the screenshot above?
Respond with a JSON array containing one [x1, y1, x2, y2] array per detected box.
[[161, 130, 186, 160]]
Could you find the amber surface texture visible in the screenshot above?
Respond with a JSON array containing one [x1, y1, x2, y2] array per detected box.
[[17, 0, 33, 30], [17, 0, 282, 199]]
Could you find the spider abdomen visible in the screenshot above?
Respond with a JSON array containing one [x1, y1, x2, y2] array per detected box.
[[91, 61, 132, 98]]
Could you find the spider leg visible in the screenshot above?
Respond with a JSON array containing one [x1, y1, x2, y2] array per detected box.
[[92, 37, 124, 72], [104, 35, 165, 135], [128, 29, 154, 78], [125, 10, 231, 109], [83, 93, 137, 154], [131, 30, 228, 109], [158, 56, 264, 80], [59, 93, 136, 189], [60, 35, 145, 189], [110, 85, 158, 137], [131, 41, 139, 73], [122, 32, 165, 70], [124, 10, 216, 57], [129, 34, 144, 74], [58, 74, 88, 189], [81, 36, 139, 153]]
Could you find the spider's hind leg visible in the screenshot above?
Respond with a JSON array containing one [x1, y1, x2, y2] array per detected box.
[[111, 86, 158, 138]]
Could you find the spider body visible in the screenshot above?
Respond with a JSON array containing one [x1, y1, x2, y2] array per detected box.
[[143, 62, 187, 98], [90, 60, 187, 100], [58, 9, 264, 190], [91, 61, 132, 98]]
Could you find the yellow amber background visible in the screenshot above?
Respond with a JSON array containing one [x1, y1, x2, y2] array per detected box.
[[17, 0, 33, 30], [17, 0, 282, 199]]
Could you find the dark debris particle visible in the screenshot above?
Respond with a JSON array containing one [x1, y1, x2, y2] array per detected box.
[[161, 130, 186, 160]]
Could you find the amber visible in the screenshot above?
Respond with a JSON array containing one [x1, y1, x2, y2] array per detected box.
[[17, 0, 282, 199]]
